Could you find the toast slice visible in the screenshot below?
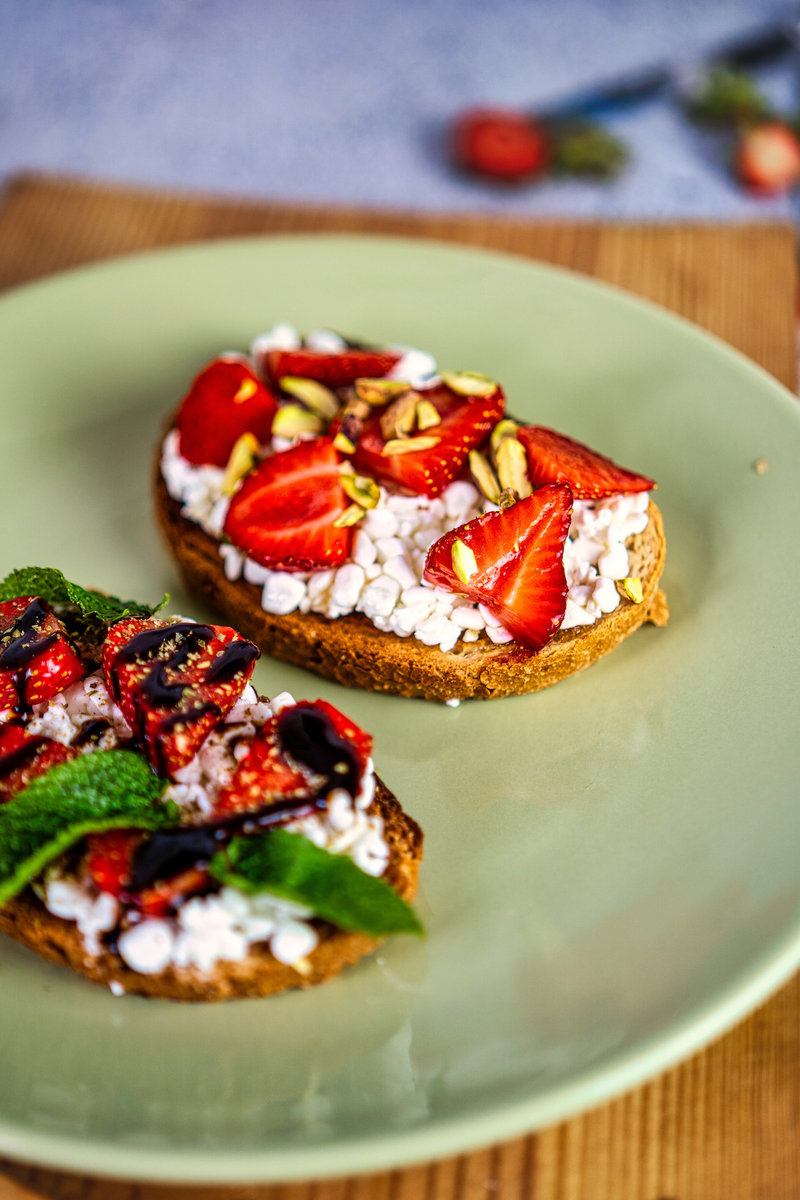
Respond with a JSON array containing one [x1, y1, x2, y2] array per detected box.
[[0, 778, 422, 1002], [0, 575, 423, 1001], [155, 462, 668, 702]]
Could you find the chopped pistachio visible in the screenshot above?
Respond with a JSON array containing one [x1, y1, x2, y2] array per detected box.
[[382, 435, 440, 456], [415, 399, 441, 431], [451, 538, 478, 584], [232, 378, 259, 403], [380, 391, 420, 440], [753, 456, 770, 475], [278, 376, 339, 420], [468, 449, 501, 503], [497, 488, 518, 510], [272, 404, 324, 438], [333, 431, 357, 454], [496, 437, 532, 498], [354, 378, 412, 405], [340, 472, 380, 509], [490, 418, 520, 456], [221, 432, 260, 496], [333, 503, 366, 528], [441, 371, 497, 397], [620, 576, 643, 603]]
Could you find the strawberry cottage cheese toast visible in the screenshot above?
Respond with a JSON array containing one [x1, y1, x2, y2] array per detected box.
[[0, 568, 422, 1001], [156, 326, 668, 701]]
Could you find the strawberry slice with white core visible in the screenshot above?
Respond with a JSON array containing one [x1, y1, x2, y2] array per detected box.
[[258, 348, 401, 390], [176, 357, 278, 468], [0, 596, 85, 718], [517, 426, 654, 499], [352, 380, 505, 498], [222, 437, 353, 571], [102, 617, 259, 778], [423, 484, 573, 651]]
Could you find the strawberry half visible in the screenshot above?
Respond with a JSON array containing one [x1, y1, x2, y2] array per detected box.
[[176, 357, 278, 467], [102, 617, 260, 778], [222, 437, 353, 571], [257, 348, 401, 390], [452, 108, 551, 182], [0, 596, 85, 718], [352, 380, 504, 498], [518, 426, 654, 499], [0, 722, 78, 804], [423, 484, 573, 651], [735, 121, 800, 196]]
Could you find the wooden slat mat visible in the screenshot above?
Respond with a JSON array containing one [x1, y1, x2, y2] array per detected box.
[[0, 172, 797, 1200]]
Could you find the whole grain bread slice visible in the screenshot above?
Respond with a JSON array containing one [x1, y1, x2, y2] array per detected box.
[[0, 779, 421, 1002], [154, 457, 668, 702]]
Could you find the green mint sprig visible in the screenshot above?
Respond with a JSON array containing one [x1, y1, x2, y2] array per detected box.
[[210, 829, 423, 938], [0, 565, 167, 623], [0, 751, 179, 906]]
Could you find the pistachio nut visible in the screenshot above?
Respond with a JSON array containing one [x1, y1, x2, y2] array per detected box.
[[271, 404, 324, 439], [278, 376, 339, 421], [441, 371, 497, 397], [222, 432, 260, 496]]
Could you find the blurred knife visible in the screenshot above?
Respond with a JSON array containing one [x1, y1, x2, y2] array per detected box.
[[536, 18, 799, 124]]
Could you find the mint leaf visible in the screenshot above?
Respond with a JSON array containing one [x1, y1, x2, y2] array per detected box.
[[0, 750, 179, 906], [210, 829, 422, 938], [0, 566, 167, 622]]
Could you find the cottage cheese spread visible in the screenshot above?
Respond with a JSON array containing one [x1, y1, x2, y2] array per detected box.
[[162, 428, 651, 652]]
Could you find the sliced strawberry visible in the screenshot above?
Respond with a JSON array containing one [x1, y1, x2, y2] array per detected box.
[[352, 381, 504, 498], [0, 722, 78, 803], [735, 121, 800, 196], [86, 829, 208, 916], [102, 617, 259, 778], [85, 829, 141, 896], [0, 596, 85, 718], [176, 357, 278, 467], [222, 437, 353, 571], [213, 717, 313, 816], [215, 698, 373, 816], [423, 484, 573, 651], [518, 426, 655, 499], [257, 348, 401, 390], [452, 108, 551, 182]]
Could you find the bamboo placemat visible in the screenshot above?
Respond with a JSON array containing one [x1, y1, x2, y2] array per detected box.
[[0, 172, 797, 1200]]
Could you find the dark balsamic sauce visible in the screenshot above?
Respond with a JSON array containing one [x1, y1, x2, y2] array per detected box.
[[127, 797, 323, 892], [204, 639, 260, 684], [72, 719, 111, 748], [277, 704, 360, 797]]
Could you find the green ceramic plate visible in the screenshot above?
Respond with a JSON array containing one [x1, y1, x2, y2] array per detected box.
[[1, 236, 799, 1184]]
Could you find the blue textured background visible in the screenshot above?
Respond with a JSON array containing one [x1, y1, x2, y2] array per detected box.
[[1, 0, 798, 218]]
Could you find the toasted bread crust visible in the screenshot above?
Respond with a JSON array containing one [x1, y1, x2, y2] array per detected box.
[[0, 780, 422, 1002], [154, 447, 668, 701]]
